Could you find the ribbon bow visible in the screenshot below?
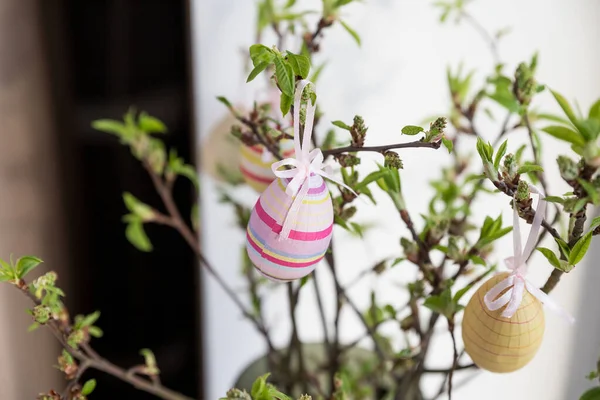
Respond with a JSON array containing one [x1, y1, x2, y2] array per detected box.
[[483, 185, 574, 323], [271, 80, 355, 240]]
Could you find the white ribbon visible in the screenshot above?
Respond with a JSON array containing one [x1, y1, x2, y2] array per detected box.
[[483, 185, 574, 323], [271, 80, 356, 240]]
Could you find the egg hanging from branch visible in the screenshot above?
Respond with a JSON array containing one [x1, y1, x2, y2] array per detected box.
[[245, 79, 355, 282], [462, 272, 545, 373], [246, 174, 334, 282], [462, 187, 573, 372]]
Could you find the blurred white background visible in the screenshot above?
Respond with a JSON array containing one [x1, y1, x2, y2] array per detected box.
[[192, 0, 600, 399]]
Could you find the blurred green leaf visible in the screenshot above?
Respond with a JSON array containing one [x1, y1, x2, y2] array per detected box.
[[442, 137, 453, 153], [16, 256, 43, 279], [79, 311, 101, 328], [332, 120, 352, 130], [355, 169, 391, 192], [517, 164, 543, 175], [579, 387, 600, 400], [81, 379, 97, 396], [92, 119, 127, 136], [589, 99, 600, 121], [541, 125, 585, 146], [578, 178, 600, 205], [126, 221, 153, 252], [216, 96, 233, 109], [138, 112, 167, 134], [280, 93, 293, 116], [340, 20, 361, 46]]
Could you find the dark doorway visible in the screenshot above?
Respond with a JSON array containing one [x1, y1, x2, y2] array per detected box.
[[40, 1, 201, 398]]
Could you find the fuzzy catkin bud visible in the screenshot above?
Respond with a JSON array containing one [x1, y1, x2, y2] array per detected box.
[[557, 155, 579, 182], [384, 151, 403, 169]]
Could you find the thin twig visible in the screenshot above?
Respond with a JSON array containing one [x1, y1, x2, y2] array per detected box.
[[62, 359, 92, 399], [322, 140, 442, 157], [20, 285, 193, 400], [144, 163, 276, 352], [460, 11, 500, 65], [312, 269, 330, 348], [447, 322, 459, 400]]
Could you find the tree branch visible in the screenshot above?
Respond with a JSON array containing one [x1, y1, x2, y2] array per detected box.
[[19, 284, 193, 400], [322, 140, 442, 157], [144, 162, 276, 353]]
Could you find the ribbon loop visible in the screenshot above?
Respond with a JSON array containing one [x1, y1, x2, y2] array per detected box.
[[483, 186, 573, 323], [271, 80, 356, 240]]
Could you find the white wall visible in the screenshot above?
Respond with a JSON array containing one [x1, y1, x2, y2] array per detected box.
[[191, 1, 600, 399]]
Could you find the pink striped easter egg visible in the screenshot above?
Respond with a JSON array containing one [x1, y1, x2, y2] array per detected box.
[[246, 174, 333, 282], [239, 141, 295, 193]]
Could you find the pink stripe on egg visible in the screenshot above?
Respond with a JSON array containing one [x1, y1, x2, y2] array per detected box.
[[255, 200, 333, 241], [246, 231, 325, 267]]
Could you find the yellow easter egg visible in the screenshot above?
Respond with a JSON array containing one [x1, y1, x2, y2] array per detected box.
[[201, 111, 243, 182], [239, 141, 294, 193], [462, 272, 545, 373]]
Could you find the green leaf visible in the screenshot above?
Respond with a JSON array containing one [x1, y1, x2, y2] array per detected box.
[[286, 51, 310, 79], [335, 0, 355, 6], [251, 373, 271, 398], [441, 137, 453, 153], [354, 169, 391, 191], [469, 255, 486, 266], [91, 119, 126, 136], [551, 90, 578, 127], [424, 289, 455, 318], [554, 237, 571, 258], [123, 192, 155, 220], [332, 120, 352, 130], [81, 379, 97, 396], [280, 93, 293, 117], [589, 98, 600, 121], [339, 20, 361, 46], [216, 96, 233, 109], [274, 55, 294, 97], [246, 61, 270, 83], [578, 178, 600, 205], [541, 126, 586, 146], [493, 140, 508, 169], [249, 44, 275, 66], [16, 256, 43, 278], [401, 125, 424, 135], [551, 90, 593, 139], [544, 196, 565, 204], [588, 216, 600, 233], [285, 0, 297, 8], [580, 387, 600, 400], [0, 259, 14, 279], [537, 247, 561, 270], [517, 164, 543, 175], [138, 112, 167, 134], [126, 221, 153, 252], [80, 311, 101, 328], [454, 268, 495, 304], [167, 151, 200, 189], [309, 62, 326, 83], [88, 326, 104, 338], [569, 232, 592, 265], [488, 92, 520, 113]]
